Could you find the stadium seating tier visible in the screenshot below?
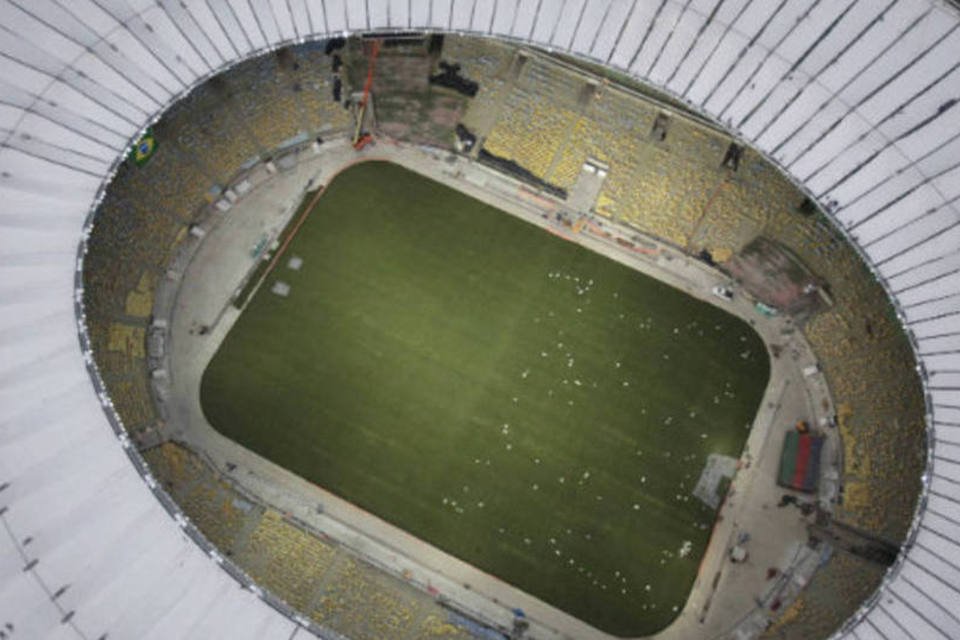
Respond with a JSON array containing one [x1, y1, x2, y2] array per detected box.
[[82, 37, 927, 640]]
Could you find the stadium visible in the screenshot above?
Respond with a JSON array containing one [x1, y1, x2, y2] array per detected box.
[[0, 2, 958, 640]]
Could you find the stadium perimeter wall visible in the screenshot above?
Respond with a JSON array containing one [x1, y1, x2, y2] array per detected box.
[[1, 2, 958, 639]]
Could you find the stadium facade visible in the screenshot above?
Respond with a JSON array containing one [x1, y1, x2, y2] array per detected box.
[[1, 1, 959, 639]]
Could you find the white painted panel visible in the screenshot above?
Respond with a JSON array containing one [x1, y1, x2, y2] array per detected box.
[[925, 356, 960, 378], [725, 56, 791, 134], [926, 494, 960, 527], [930, 390, 960, 416], [367, 0, 389, 29], [589, 0, 632, 63], [912, 306, 960, 341], [97, 35, 180, 106], [848, 619, 886, 640], [164, 584, 299, 640], [223, 0, 269, 47], [28, 0, 112, 48], [710, 0, 750, 26], [431, 0, 454, 31], [684, 26, 745, 105], [569, 0, 613, 59], [140, 5, 212, 77], [894, 576, 960, 640], [856, 189, 952, 248], [814, 1, 914, 97], [777, 87, 849, 169], [648, 2, 703, 85], [745, 74, 812, 146], [881, 225, 960, 283], [707, 5, 806, 119], [3, 80, 129, 149], [0, 562, 62, 639], [805, 0, 882, 78], [876, 78, 960, 155], [201, 0, 251, 55], [490, 0, 517, 35], [14, 109, 116, 163], [544, 0, 581, 49], [529, 0, 564, 46], [701, 39, 767, 120], [386, 0, 409, 29], [749, 0, 823, 55], [774, 0, 854, 74], [451, 0, 474, 31], [10, 114, 115, 173], [804, 130, 887, 198], [304, 0, 331, 34], [287, 0, 313, 37], [858, 29, 960, 129], [936, 441, 960, 463], [605, 0, 667, 71], [895, 279, 960, 317], [0, 9, 89, 73], [159, 0, 231, 65], [259, 1, 286, 43], [630, 0, 682, 77], [0, 325, 76, 378], [0, 105, 23, 133], [867, 604, 912, 639], [666, 11, 726, 96], [217, 0, 264, 52], [0, 40, 56, 98], [324, 0, 349, 33], [839, 10, 942, 109], [912, 135, 960, 186], [934, 407, 960, 427], [510, 0, 538, 40], [686, 0, 777, 103], [837, 170, 931, 228], [0, 147, 100, 199], [929, 374, 960, 396], [270, 2, 304, 37], [471, 0, 497, 34], [936, 431, 960, 452], [913, 556, 957, 618], [884, 594, 950, 639]]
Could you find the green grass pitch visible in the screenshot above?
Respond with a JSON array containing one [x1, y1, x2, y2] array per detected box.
[[201, 161, 769, 636]]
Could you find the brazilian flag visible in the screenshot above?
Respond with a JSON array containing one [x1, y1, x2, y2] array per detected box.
[[133, 129, 157, 166]]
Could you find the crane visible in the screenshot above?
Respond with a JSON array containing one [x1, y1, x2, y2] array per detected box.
[[352, 39, 381, 150]]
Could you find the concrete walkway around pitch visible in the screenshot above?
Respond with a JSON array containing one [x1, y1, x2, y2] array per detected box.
[[160, 138, 838, 640]]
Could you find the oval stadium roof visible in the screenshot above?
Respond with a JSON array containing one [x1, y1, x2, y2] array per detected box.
[[1, 1, 958, 639]]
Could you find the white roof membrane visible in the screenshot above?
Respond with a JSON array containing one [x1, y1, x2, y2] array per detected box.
[[1, 1, 958, 638]]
